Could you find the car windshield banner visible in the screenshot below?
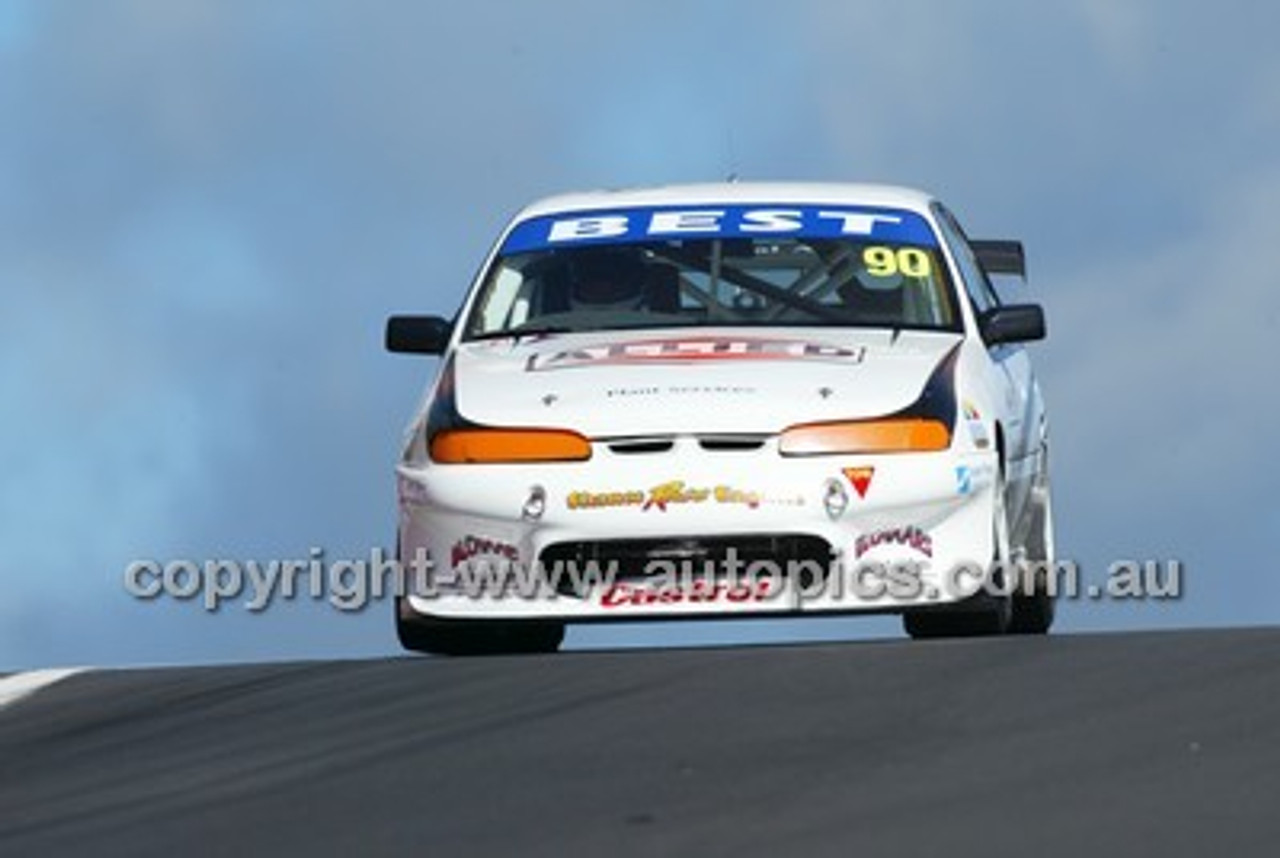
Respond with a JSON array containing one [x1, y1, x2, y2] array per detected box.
[[500, 205, 939, 254]]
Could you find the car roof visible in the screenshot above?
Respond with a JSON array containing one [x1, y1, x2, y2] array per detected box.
[[515, 182, 939, 219]]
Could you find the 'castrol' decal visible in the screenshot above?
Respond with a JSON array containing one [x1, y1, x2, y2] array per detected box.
[[599, 577, 776, 608]]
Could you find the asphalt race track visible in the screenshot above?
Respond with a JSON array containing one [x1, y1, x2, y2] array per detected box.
[[2, 628, 1278, 856]]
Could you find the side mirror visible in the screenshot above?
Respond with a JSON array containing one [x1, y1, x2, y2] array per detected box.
[[980, 304, 1046, 347], [386, 315, 452, 355]]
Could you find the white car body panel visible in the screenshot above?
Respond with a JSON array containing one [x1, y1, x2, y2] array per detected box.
[[454, 329, 959, 435]]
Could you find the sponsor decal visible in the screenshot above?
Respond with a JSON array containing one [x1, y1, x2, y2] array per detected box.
[[501, 205, 939, 254], [643, 480, 710, 511], [567, 481, 802, 512], [605, 384, 758, 398], [955, 463, 996, 496], [714, 485, 761, 509], [720, 485, 804, 508], [450, 535, 519, 568], [961, 399, 991, 449], [842, 466, 875, 499], [854, 526, 933, 559], [566, 489, 645, 510], [599, 577, 776, 608], [526, 337, 866, 372]]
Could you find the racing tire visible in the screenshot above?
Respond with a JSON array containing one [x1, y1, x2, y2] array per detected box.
[[903, 465, 1014, 639], [1008, 446, 1056, 635], [1007, 587, 1054, 635], [396, 596, 565, 656]]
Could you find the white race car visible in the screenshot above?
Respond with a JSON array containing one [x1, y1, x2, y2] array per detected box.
[[386, 183, 1054, 654]]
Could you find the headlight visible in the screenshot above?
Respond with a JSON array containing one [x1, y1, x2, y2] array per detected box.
[[779, 418, 951, 455], [781, 343, 960, 456], [430, 429, 592, 464], [424, 356, 592, 463]]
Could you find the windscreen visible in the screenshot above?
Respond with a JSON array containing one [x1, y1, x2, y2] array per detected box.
[[463, 205, 959, 339]]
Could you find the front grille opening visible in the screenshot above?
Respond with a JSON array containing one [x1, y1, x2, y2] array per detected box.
[[607, 438, 676, 455], [539, 535, 833, 598], [697, 435, 767, 452]]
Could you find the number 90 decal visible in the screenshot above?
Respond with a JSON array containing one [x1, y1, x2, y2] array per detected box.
[[863, 246, 932, 278]]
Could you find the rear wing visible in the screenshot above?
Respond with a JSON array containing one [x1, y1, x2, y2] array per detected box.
[[970, 240, 1026, 279]]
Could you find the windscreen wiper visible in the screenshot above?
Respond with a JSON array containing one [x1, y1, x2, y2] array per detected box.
[[466, 325, 575, 342]]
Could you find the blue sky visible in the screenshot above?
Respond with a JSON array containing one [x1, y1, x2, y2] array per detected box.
[[2, 1, 1278, 669]]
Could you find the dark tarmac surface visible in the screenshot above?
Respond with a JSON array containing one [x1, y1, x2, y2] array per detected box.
[[2, 627, 1277, 856]]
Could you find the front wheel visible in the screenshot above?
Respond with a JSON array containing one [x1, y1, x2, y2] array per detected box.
[[903, 467, 1013, 640], [1008, 446, 1056, 635], [396, 597, 565, 656]]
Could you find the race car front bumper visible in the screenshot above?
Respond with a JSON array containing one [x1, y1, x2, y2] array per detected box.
[[396, 440, 1000, 620]]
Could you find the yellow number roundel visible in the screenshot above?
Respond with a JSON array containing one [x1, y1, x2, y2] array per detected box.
[[862, 246, 932, 278]]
